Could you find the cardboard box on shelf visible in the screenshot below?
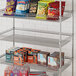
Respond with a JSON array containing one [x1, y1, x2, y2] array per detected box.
[[32, 49, 40, 64], [28, 55, 34, 63], [28, 49, 40, 64], [14, 51, 24, 66], [38, 51, 50, 66], [48, 52, 64, 70], [6, 47, 20, 63]]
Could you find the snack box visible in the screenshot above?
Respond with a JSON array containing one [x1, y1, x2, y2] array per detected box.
[[19, 67, 30, 76], [17, 48, 28, 62], [28, 49, 40, 56], [32, 49, 40, 64], [4, 68, 11, 76], [47, 1, 65, 20], [12, 69, 20, 76], [48, 52, 64, 70], [23, 47, 32, 62], [4, 65, 30, 76], [6, 47, 20, 63], [29, 71, 46, 76], [28, 55, 34, 63], [14, 51, 24, 66], [38, 51, 50, 66], [28, 49, 40, 64], [24, 47, 32, 53]]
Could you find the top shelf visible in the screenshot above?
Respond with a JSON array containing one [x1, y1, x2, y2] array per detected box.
[[0, 9, 72, 22]]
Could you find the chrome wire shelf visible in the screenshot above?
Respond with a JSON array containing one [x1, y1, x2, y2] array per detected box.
[[0, 0, 74, 75], [0, 9, 72, 22], [0, 28, 72, 48]]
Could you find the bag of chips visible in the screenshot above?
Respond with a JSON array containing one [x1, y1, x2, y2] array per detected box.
[[36, 1, 49, 20], [29, 2, 38, 17], [15, 0, 29, 17], [47, 1, 65, 20], [4, 0, 17, 16]]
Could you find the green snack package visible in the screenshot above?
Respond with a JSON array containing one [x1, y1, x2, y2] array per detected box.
[[36, 1, 49, 20]]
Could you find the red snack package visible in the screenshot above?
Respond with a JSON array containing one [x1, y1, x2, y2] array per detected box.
[[47, 1, 65, 20]]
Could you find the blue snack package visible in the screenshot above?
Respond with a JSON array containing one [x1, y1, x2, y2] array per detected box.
[[15, 0, 29, 17]]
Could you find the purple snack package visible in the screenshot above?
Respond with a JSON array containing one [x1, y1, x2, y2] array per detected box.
[[4, 0, 17, 16]]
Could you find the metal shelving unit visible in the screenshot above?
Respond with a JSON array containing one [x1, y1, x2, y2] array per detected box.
[[0, 0, 74, 76]]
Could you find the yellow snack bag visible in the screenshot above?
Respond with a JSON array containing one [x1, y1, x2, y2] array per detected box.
[[36, 1, 49, 20]]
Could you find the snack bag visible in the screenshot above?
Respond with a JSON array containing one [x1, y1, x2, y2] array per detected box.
[[47, 1, 65, 20], [4, 0, 17, 16], [36, 1, 49, 20], [29, 2, 38, 17], [15, 0, 29, 16]]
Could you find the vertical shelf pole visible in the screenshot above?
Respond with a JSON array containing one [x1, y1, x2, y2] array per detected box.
[[72, 0, 74, 75], [59, 0, 62, 76], [13, 16, 15, 47]]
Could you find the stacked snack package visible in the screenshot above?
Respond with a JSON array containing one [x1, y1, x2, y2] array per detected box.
[[47, 1, 65, 20], [15, 0, 30, 16], [14, 50, 25, 66], [4, 0, 17, 16], [14, 47, 29, 65], [4, 65, 30, 76], [4, 65, 48, 76], [19, 65, 30, 76]]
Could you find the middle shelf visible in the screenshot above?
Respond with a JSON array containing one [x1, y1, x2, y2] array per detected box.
[[0, 28, 72, 48]]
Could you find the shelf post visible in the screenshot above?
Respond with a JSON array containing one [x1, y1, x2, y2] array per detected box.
[[72, 0, 74, 75], [13, 16, 15, 47], [59, 0, 62, 76]]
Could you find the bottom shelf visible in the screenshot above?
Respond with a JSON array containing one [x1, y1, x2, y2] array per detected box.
[[0, 55, 72, 76]]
